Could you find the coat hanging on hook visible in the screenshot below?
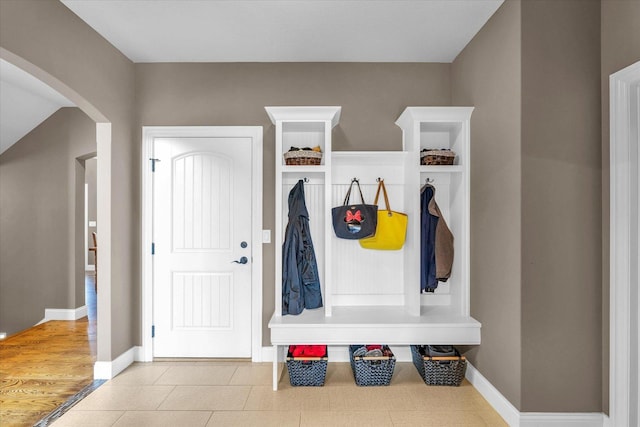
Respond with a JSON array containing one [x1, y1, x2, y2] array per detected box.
[[282, 179, 323, 315], [420, 183, 454, 292]]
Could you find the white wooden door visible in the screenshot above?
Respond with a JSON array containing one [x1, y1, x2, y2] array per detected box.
[[152, 136, 252, 357]]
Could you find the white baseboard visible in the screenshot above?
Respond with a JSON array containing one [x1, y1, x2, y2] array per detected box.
[[134, 346, 144, 362], [37, 305, 88, 325], [465, 362, 605, 427], [465, 362, 521, 426], [520, 413, 605, 427], [93, 346, 143, 380]]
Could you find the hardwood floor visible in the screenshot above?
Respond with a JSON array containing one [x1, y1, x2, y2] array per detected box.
[[0, 275, 96, 427]]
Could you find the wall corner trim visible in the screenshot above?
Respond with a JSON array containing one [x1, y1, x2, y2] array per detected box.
[[93, 346, 143, 380], [466, 362, 605, 427], [609, 60, 640, 427]]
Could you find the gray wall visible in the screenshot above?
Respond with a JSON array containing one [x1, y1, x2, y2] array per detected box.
[[453, 0, 603, 412], [0, 0, 136, 360], [600, 0, 640, 414], [452, 0, 523, 408], [521, 0, 602, 412], [135, 62, 452, 345], [0, 107, 95, 335]]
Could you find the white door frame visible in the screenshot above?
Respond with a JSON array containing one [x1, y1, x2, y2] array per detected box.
[[141, 126, 263, 362], [609, 60, 640, 427]]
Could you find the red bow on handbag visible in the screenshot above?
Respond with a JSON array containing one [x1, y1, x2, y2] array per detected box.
[[345, 210, 362, 222]]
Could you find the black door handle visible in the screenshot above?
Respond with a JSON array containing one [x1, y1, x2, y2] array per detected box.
[[232, 256, 248, 264]]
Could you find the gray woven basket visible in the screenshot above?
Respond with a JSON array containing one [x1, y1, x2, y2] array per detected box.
[[411, 345, 466, 386], [349, 345, 396, 386], [286, 352, 328, 386]]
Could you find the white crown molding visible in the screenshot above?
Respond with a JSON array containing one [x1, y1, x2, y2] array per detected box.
[[265, 106, 341, 127]]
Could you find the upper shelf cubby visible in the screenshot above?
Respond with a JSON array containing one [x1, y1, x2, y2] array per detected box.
[[420, 122, 463, 149], [396, 107, 473, 168], [266, 106, 341, 168]]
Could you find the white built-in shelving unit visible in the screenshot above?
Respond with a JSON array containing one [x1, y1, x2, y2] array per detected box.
[[266, 106, 481, 390]]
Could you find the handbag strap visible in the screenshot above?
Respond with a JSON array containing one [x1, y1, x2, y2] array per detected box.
[[372, 180, 391, 211], [343, 178, 366, 206]]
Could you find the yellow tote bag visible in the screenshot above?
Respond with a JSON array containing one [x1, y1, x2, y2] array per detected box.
[[359, 180, 408, 250]]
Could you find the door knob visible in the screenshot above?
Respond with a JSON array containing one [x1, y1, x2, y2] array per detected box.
[[232, 256, 248, 264]]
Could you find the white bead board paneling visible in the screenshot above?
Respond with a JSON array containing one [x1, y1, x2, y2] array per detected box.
[[331, 182, 404, 300], [329, 152, 461, 307], [331, 152, 407, 305]]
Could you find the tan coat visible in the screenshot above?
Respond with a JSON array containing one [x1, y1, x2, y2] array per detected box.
[[425, 185, 454, 281]]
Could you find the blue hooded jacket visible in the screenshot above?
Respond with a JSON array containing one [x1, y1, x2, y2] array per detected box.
[[282, 180, 323, 315], [421, 185, 439, 292]]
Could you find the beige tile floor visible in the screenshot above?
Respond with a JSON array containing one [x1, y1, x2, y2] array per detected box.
[[51, 361, 508, 427]]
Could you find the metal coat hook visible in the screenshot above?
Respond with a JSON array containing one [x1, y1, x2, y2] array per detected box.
[[425, 177, 435, 184], [351, 177, 359, 182], [303, 177, 309, 183], [376, 177, 383, 182]]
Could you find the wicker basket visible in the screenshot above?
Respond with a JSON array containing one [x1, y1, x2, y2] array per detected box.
[[420, 149, 455, 165], [411, 345, 466, 386], [286, 350, 328, 386], [283, 150, 323, 166], [349, 345, 396, 386]]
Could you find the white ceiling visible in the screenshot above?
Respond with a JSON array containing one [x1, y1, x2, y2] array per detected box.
[[0, 59, 74, 155], [60, 0, 504, 63], [1, 0, 503, 155]]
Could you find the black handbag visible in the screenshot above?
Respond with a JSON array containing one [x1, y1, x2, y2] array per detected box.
[[331, 178, 378, 239]]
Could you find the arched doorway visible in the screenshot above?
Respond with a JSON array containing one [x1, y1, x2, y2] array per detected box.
[[0, 48, 112, 376]]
